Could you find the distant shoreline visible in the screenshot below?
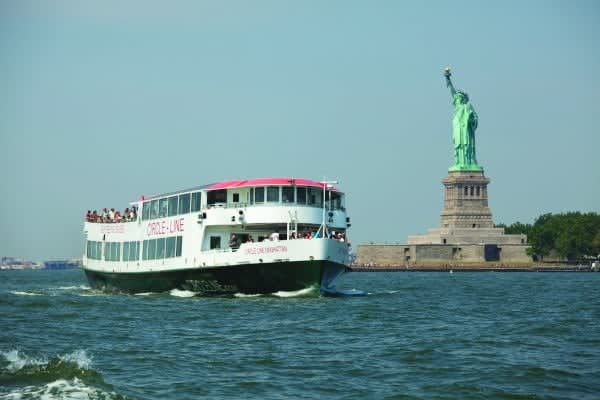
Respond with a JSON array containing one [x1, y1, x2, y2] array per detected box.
[[349, 264, 596, 272]]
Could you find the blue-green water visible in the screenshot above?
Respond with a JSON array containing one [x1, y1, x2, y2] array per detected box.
[[1, 269, 599, 399]]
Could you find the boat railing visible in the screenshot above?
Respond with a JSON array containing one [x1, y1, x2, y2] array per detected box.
[[206, 202, 345, 212]]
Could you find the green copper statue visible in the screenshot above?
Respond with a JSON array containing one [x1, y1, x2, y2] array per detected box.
[[444, 67, 482, 172]]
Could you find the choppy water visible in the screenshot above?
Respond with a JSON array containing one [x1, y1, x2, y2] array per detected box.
[[1, 269, 599, 399]]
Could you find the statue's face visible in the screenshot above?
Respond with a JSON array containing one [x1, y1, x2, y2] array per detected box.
[[453, 93, 466, 105]]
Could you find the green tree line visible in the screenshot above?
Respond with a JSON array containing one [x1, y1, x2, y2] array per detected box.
[[498, 212, 600, 261]]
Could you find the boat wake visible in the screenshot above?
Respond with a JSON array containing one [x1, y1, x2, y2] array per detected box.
[[271, 286, 318, 298], [234, 293, 263, 298], [169, 289, 198, 298], [320, 287, 367, 297], [0, 349, 129, 399], [9, 291, 43, 296]]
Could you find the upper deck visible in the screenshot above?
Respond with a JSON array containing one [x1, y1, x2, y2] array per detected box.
[[85, 177, 346, 225]]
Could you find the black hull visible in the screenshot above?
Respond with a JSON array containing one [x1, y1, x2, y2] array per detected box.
[[83, 260, 347, 294]]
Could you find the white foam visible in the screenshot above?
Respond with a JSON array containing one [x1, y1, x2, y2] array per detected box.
[[1, 350, 44, 372], [58, 350, 92, 369], [234, 293, 262, 298], [2, 378, 117, 400], [169, 289, 197, 298], [10, 291, 42, 296], [134, 292, 156, 296], [56, 285, 90, 291], [271, 287, 316, 298]]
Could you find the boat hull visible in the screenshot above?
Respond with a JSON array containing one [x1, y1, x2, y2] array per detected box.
[[83, 260, 347, 294]]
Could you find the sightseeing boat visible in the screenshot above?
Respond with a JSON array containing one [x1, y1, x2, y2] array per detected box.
[[82, 178, 351, 294]]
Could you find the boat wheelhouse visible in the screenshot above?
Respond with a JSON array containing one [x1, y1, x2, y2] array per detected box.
[[82, 178, 351, 294]]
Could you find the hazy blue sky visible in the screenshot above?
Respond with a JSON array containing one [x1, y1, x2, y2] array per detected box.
[[1, 0, 599, 260]]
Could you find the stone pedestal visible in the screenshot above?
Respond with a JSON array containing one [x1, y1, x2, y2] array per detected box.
[[403, 169, 530, 263], [440, 171, 492, 229]]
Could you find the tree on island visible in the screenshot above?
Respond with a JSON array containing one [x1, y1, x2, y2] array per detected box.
[[498, 212, 600, 262]]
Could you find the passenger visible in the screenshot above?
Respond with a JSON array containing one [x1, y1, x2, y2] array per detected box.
[[124, 208, 130, 221], [129, 208, 136, 221], [246, 235, 254, 243], [229, 234, 239, 250], [109, 208, 116, 222], [101, 208, 109, 222], [114, 211, 123, 222], [85, 210, 92, 222], [92, 210, 99, 222], [289, 232, 297, 240], [269, 232, 279, 241]]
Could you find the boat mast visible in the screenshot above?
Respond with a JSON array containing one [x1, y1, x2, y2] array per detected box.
[[319, 179, 338, 238]]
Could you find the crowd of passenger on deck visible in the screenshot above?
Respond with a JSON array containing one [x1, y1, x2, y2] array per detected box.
[[85, 206, 138, 223]]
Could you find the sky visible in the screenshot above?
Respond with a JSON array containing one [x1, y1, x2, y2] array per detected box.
[[1, 0, 599, 261]]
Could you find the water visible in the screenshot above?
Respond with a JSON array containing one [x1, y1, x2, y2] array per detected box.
[[1, 269, 599, 399]]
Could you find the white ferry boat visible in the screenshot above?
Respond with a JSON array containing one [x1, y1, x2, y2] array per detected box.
[[82, 178, 351, 294]]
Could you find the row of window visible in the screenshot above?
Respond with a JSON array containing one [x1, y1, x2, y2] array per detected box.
[[141, 192, 201, 221], [249, 186, 343, 209], [86, 237, 181, 262], [142, 236, 183, 260], [464, 186, 483, 197]]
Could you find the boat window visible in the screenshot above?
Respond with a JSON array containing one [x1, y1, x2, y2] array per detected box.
[[168, 196, 178, 217], [232, 193, 240, 203], [142, 202, 151, 220], [254, 187, 264, 203], [142, 240, 148, 260], [307, 187, 322, 206], [87, 240, 102, 260], [123, 242, 130, 261], [148, 239, 157, 259], [210, 236, 221, 249], [150, 200, 159, 219], [178, 193, 191, 214], [159, 198, 168, 217], [191, 192, 201, 212], [329, 191, 343, 210], [296, 187, 306, 204], [207, 190, 226, 205], [114, 243, 120, 261], [282, 187, 294, 203], [249, 188, 254, 204], [166, 237, 176, 258], [176, 236, 183, 256], [156, 238, 166, 259], [132, 241, 140, 261], [267, 186, 279, 203]]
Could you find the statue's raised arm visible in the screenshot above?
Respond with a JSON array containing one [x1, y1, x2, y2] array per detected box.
[[444, 67, 456, 98]]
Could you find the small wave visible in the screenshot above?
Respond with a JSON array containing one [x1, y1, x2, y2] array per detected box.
[[234, 293, 263, 298], [0, 349, 99, 386], [134, 292, 157, 296], [169, 289, 198, 298], [10, 291, 42, 296], [271, 287, 316, 298], [1, 378, 127, 400]]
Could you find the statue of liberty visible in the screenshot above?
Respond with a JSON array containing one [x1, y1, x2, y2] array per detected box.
[[444, 68, 482, 172]]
